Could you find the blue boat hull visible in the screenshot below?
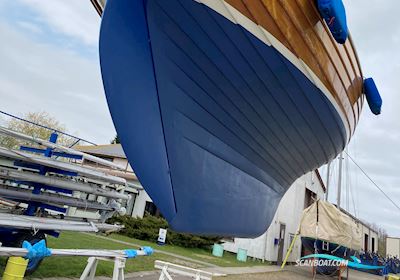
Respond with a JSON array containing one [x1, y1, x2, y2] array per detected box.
[[99, 0, 347, 237]]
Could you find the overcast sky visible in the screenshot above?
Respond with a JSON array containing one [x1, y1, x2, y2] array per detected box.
[[331, 0, 400, 236], [0, 1, 399, 236], [0, 0, 113, 143]]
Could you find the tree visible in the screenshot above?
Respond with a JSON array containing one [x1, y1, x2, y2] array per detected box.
[[377, 226, 388, 257], [0, 111, 76, 149]]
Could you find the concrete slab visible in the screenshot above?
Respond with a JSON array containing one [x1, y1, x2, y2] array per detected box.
[[125, 271, 191, 280], [215, 266, 385, 280], [204, 265, 280, 275]]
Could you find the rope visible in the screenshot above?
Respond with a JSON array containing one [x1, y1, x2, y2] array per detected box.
[[345, 151, 400, 212], [312, 201, 319, 280], [0, 110, 97, 146]]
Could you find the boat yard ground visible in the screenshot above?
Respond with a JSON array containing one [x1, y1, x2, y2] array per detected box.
[[0, 231, 383, 280], [217, 266, 384, 280], [29, 265, 384, 280], [109, 266, 384, 280], [121, 266, 384, 280]]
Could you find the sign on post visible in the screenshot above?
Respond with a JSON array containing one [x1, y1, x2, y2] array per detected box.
[[157, 228, 167, 245]]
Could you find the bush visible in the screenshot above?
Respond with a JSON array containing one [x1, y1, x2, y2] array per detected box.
[[108, 215, 220, 249]]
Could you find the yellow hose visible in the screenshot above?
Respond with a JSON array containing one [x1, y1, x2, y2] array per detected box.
[[3, 257, 28, 280], [280, 233, 298, 270]]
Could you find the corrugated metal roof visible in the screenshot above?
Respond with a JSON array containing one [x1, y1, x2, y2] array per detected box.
[[75, 144, 126, 159]]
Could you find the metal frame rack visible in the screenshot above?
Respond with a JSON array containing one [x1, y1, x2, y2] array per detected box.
[[0, 126, 137, 273], [0, 243, 153, 280]]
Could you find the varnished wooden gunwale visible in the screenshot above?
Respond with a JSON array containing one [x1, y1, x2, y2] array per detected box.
[[225, 0, 364, 135]]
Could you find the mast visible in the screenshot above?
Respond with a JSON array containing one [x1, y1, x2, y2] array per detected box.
[[337, 152, 343, 209], [325, 162, 331, 201], [345, 151, 350, 211]]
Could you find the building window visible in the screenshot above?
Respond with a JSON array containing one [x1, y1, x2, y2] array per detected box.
[[145, 201, 158, 216], [87, 194, 97, 202], [80, 193, 97, 202], [364, 234, 369, 251], [304, 189, 316, 208]]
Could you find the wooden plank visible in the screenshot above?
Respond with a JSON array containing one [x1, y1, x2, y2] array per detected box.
[[223, 0, 364, 134]]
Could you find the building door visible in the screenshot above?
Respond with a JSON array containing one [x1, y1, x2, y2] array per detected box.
[[364, 234, 369, 251], [372, 237, 375, 252], [277, 223, 286, 265]]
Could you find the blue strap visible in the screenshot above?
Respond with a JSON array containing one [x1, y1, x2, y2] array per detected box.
[[124, 246, 154, 258], [142, 246, 154, 256], [124, 249, 137, 259], [23, 240, 52, 260]]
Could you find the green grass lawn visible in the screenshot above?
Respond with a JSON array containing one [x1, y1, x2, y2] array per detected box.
[[1, 232, 173, 279], [0, 232, 267, 279], [108, 233, 266, 267]]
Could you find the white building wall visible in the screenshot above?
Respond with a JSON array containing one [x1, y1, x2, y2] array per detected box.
[[95, 157, 153, 219], [67, 156, 140, 219], [387, 237, 400, 257], [113, 157, 133, 171], [110, 157, 153, 218], [131, 190, 152, 218], [369, 228, 378, 253], [360, 224, 379, 253], [223, 171, 325, 262], [66, 190, 101, 219]]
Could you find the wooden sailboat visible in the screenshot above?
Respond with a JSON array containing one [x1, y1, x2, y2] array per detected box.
[[96, 0, 381, 236]]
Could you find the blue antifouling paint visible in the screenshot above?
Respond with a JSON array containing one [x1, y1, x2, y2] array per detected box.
[[99, 0, 349, 237], [364, 78, 382, 115], [317, 0, 348, 44]]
